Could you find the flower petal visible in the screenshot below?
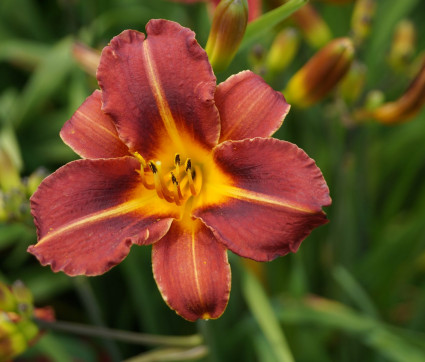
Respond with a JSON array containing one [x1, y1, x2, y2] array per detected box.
[[97, 20, 220, 160], [152, 219, 231, 321], [28, 157, 179, 276], [215, 71, 290, 142], [194, 138, 331, 261], [60, 90, 129, 159]]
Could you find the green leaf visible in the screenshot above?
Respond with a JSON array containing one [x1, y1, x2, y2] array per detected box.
[[240, 0, 307, 50], [11, 37, 74, 129], [0, 39, 49, 70], [278, 296, 425, 362], [242, 269, 294, 362], [332, 265, 379, 319]]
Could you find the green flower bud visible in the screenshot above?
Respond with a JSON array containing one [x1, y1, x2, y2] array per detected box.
[[291, 3, 332, 49], [388, 19, 416, 72], [206, 0, 248, 72], [265, 27, 300, 74], [350, 0, 376, 46]]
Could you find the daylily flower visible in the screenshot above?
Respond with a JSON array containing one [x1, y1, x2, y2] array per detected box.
[[28, 19, 331, 321]]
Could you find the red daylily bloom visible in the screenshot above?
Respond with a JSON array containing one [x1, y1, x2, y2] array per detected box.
[[28, 19, 331, 321]]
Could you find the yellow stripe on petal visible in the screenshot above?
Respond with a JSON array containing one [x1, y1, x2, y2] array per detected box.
[[35, 199, 144, 246], [75, 109, 123, 143], [35, 192, 178, 247], [209, 184, 318, 214], [143, 41, 185, 152]]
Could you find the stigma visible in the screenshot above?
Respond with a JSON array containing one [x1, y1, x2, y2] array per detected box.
[[133, 152, 202, 206]]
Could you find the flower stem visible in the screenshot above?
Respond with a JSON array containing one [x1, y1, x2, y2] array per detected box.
[[34, 318, 203, 348]]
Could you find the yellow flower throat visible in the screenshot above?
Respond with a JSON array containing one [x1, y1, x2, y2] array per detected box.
[[133, 151, 202, 206]]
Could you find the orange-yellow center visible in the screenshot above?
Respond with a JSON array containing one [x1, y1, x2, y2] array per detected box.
[[133, 152, 203, 207]]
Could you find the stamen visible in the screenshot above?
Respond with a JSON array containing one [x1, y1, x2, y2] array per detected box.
[[134, 152, 154, 189], [185, 159, 192, 172], [149, 161, 174, 202], [171, 172, 183, 206], [186, 166, 197, 196], [174, 153, 181, 176]]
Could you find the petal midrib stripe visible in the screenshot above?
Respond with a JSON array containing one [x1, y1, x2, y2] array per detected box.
[[142, 41, 185, 152], [35, 199, 144, 246], [209, 184, 318, 213], [75, 110, 123, 142]]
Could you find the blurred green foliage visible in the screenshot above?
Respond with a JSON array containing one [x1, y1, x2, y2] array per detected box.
[[1, 0, 425, 361]]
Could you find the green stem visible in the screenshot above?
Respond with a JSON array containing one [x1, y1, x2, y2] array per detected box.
[[123, 346, 208, 362], [34, 318, 203, 348]]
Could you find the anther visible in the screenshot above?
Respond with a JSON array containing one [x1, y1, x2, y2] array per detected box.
[[174, 154, 181, 166], [186, 165, 197, 196], [149, 161, 158, 174], [171, 172, 183, 205], [185, 159, 192, 172], [150, 161, 174, 203]]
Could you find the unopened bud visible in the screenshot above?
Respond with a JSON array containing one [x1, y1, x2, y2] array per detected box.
[[266, 28, 300, 74], [72, 42, 101, 77], [388, 19, 416, 72], [314, 0, 353, 3], [364, 90, 385, 111], [338, 61, 366, 104], [361, 59, 425, 124], [206, 0, 248, 72], [0, 283, 16, 313], [291, 3, 332, 49], [0, 130, 22, 192], [350, 0, 376, 46], [0, 314, 38, 361], [26, 167, 48, 196], [284, 37, 355, 107], [12, 281, 33, 318], [212, 0, 261, 22]]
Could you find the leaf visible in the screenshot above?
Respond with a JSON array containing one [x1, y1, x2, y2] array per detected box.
[[240, 0, 307, 50], [278, 296, 425, 362], [242, 269, 294, 362], [11, 37, 74, 129]]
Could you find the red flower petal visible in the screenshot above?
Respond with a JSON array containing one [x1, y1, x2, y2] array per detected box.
[[97, 20, 220, 160], [194, 138, 331, 261], [152, 219, 231, 321], [29, 157, 179, 276], [216, 71, 290, 142], [60, 90, 129, 159]]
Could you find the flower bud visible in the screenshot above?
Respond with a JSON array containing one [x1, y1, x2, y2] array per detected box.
[[284, 37, 355, 107], [12, 281, 33, 318], [364, 90, 385, 111], [0, 284, 16, 313], [314, 0, 353, 3], [212, 0, 261, 22], [26, 167, 48, 196], [72, 42, 101, 77], [205, 0, 248, 72], [388, 19, 416, 72], [0, 281, 54, 360], [265, 27, 300, 74], [0, 131, 21, 192], [350, 0, 376, 46], [360, 59, 425, 124], [338, 60, 366, 104], [291, 3, 332, 49]]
